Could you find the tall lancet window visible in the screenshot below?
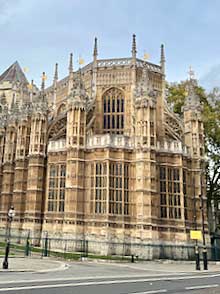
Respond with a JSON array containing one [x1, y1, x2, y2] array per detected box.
[[91, 161, 130, 216], [159, 166, 181, 220], [48, 164, 66, 212], [95, 162, 107, 214], [103, 88, 124, 134]]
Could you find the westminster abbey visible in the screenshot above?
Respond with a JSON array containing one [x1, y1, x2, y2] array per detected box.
[[0, 36, 208, 257]]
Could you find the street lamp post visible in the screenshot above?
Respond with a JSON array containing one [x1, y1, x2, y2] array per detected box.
[[200, 164, 208, 270], [2, 206, 15, 269], [193, 176, 200, 271], [200, 194, 208, 270]]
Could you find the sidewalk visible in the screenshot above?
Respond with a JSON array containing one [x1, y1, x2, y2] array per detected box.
[[0, 256, 219, 274], [88, 259, 220, 273], [0, 257, 68, 272]]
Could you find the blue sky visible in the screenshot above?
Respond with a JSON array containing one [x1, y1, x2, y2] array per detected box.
[[0, 0, 220, 89]]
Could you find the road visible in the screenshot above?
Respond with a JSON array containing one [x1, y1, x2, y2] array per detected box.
[[0, 261, 220, 293]]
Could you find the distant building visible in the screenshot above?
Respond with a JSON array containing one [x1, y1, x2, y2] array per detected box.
[[0, 36, 208, 258]]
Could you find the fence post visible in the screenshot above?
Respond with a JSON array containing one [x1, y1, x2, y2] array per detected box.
[[64, 239, 67, 259], [25, 231, 30, 256], [81, 240, 84, 258], [43, 232, 49, 257], [80, 240, 88, 259], [85, 240, 88, 257], [48, 238, 51, 257]]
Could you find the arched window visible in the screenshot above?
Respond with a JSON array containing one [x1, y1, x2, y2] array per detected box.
[[103, 88, 124, 134]]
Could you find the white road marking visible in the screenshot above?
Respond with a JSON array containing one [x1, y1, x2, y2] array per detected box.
[[0, 280, 169, 292], [96, 262, 195, 273], [0, 275, 219, 293], [0, 272, 219, 286], [127, 290, 167, 294], [186, 284, 219, 290], [0, 273, 191, 285], [0, 274, 219, 292]]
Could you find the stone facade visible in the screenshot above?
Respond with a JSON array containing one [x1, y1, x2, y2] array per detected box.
[[0, 36, 209, 258]]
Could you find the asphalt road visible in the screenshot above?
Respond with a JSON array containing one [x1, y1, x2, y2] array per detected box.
[[0, 261, 220, 294]]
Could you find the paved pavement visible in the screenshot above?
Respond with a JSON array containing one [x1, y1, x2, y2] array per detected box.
[[106, 259, 220, 273], [0, 258, 220, 293], [2, 256, 220, 273], [0, 256, 67, 272]]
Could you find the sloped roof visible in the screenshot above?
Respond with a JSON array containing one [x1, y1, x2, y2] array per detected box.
[[0, 61, 28, 85]]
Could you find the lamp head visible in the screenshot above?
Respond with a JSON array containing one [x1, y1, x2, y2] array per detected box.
[[8, 206, 15, 218]]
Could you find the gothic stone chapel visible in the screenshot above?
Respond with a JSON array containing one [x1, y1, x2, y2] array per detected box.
[[0, 35, 208, 258]]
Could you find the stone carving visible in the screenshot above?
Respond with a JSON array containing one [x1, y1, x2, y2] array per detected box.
[[32, 91, 48, 115], [183, 77, 202, 112], [133, 66, 157, 109], [67, 71, 95, 112]]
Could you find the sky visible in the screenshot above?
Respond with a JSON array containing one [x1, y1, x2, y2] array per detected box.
[[0, 0, 220, 89]]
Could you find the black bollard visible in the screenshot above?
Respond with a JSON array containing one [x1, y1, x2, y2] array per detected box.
[[203, 247, 208, 270], [25, 239, 30, 256], [43, 234, 48, 257], [2, 241, 10, 269], [195, 245, 200, 271], [131, 254, 134, 263]]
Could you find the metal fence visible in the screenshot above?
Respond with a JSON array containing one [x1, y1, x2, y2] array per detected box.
[[0, 234, 89, 259], [0, 233, 220, 261]]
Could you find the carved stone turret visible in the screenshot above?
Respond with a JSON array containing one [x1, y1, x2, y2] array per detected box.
[[93, 37, 98, 63], [134, 67, 156, 148], [183, 72, 203, 158], [91, 37, 98, 100], [131, 34, 137, 86], [133, 66, 158, 241], [160, 44, 165, 75], [24, 74, 48, 238], [12, 101, 32, 225], [183, 69, 205, 235], [65, 70, 89, 239], [68, 53, 74, 95], [67, 70, 88, 148], [155, 44, 166, 141], [0, 122, 17, 215], [132, 34, 137, 60], [0, 93, 8, 130], [53, 63, 58, 105]]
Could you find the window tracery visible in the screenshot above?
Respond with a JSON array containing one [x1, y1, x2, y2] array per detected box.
[[48, 164, 66, 212], [103, 88, 124, 134], [160, 166, 182, 220], [91, 161, 130, 216]]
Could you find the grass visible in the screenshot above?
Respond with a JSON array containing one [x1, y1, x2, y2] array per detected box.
[[0, 241, 134, 261], [0, 250, 15, 256], [49, 251, 133, 261]]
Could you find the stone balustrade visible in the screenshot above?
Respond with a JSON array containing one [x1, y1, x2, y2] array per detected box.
[[48, 136, 189, 155], [157, 141, 188, 154], [86, 134, 133, 149], [48, 139, 66, 152], [97, 58, 162, 73], [97, 58, 132, 67]]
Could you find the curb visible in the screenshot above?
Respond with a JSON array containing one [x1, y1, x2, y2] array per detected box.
[[36, 261, 69, 273], [0, 259, 69, 273]]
